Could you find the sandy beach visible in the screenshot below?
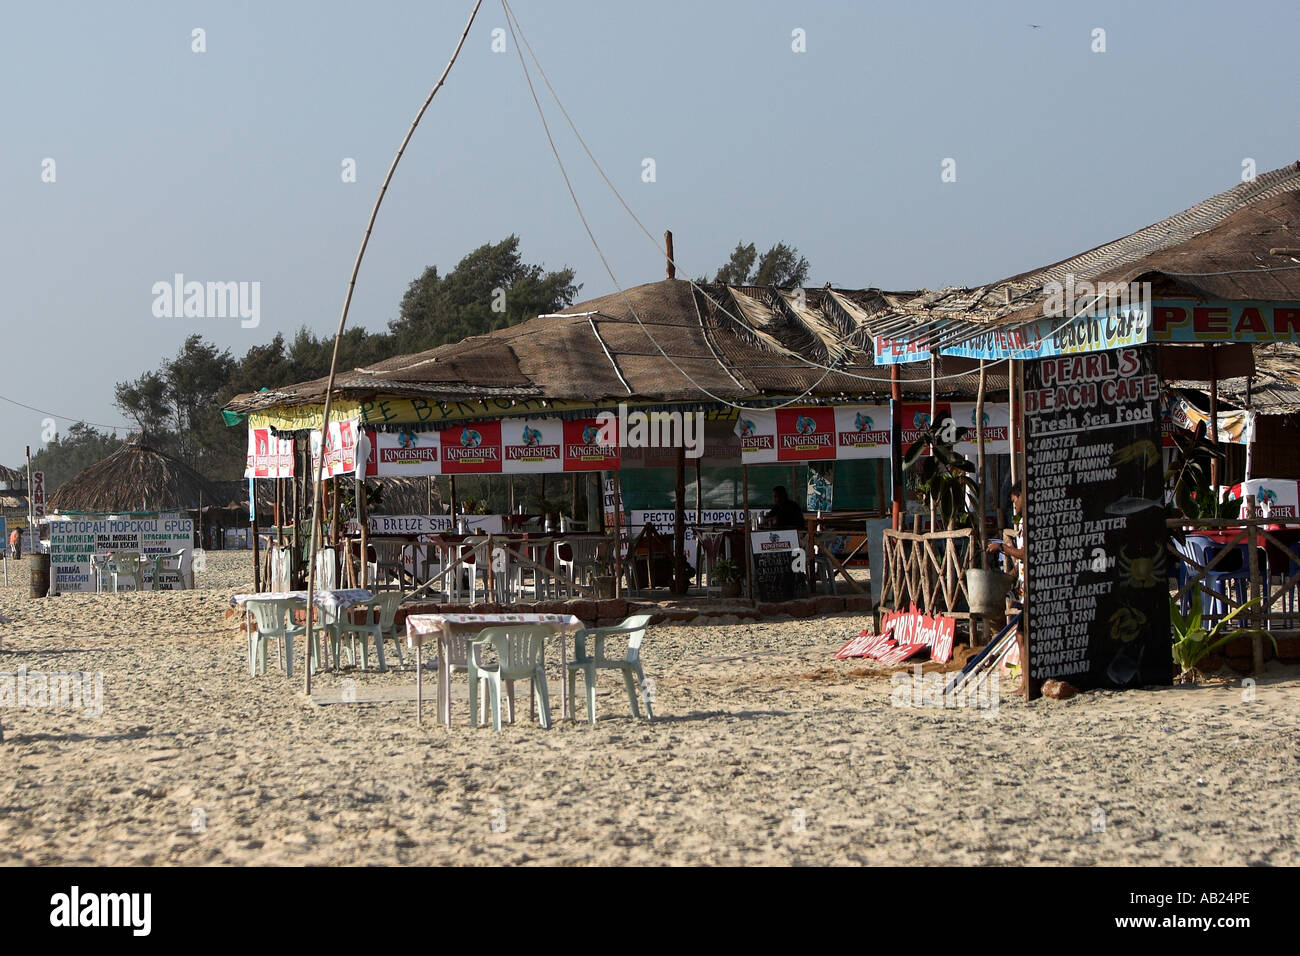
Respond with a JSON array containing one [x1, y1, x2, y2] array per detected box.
[[0, 550, 1297, 866]]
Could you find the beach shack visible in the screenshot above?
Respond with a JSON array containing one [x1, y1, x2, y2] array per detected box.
[[861, 160, 1300, 691]]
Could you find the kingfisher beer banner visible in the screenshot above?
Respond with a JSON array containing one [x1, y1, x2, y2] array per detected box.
[[366, 417, 622, 476], [735, 405, 890, 463], [245, 427, 295, 478]]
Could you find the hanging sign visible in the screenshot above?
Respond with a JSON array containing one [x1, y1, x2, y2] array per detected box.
[[1166, 393, 1254, 444], [245, 427, 295, 478], [310, 419, 360, 477], [561, 418, 621, 471], [366, 427, 442, 477], [1023, 345, 1171, 690], [736, 405, 890, 463], [32, 471, 46, 518], [440, 420, 504, 475]]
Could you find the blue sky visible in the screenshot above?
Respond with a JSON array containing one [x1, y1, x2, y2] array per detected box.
[[3, 0, 1298, 465]]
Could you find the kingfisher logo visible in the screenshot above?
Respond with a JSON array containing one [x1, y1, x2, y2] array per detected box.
[[507, 444, 559, 461], [782, 432, 832, 449], [445, 446, 500, 463], [566, 443, 615, 461], [840, 430, 890, 447], [398, 430, 418, 450], [520, 425, 543, 446], [739, 419, 757, 438], [460, 428, 483, 448], [741, 435, 774, 450], [795, 415, 817, 436], [760, 533, 793, 552], [854, 412, 873, 432], [381, 446, 437, 463]]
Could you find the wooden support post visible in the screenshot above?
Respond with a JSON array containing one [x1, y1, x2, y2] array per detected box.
[[612, 471, 624, 597], [448, 476, 458, 522], [358, 474, 368, 589], [891, 364, 903, 530], [673, 445, 687, 594], [1208, 344, 1220, 494], [1247, 517, 1264, 675], [742, 465, 754, 600], [251, 503, 261, 592]]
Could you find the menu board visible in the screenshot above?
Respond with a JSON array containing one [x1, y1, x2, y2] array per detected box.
[[751, 530, 807, 602], [1023, 345, 1170, 689]]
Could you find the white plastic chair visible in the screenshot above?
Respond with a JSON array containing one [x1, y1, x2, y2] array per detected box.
[[554, 537, 604, 595], [467, 625, 552, 732], [340, 592, 405, 670], [153, 550, 190, 589], [245, 598, 306, 677], [567, 614, 654, 723], [105, 552, 145, 593], [439, 627, 487, 725]]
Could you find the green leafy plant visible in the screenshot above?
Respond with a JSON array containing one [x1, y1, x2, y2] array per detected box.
[[711, 558, 740, 583], [1166, 421, 1233, 520], [1169, 595, 1275, 682], [902, 423, 977, 529]]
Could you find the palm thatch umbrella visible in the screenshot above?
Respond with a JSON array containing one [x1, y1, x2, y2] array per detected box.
[[47, 440, 222, 514]]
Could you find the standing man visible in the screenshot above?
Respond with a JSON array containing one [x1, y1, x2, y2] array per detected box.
[[9, 526, 20, 560]]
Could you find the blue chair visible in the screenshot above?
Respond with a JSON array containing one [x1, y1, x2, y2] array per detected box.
[[1180, 535, 1250, 624]]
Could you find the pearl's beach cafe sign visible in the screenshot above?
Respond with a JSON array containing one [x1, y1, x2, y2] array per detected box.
[[873, 299, 1300, 364]]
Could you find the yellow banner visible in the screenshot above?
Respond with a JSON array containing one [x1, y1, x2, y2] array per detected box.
[[249, 397, 741, 430]]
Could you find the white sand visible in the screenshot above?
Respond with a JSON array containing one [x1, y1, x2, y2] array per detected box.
[[0, 550, 1296, 865]]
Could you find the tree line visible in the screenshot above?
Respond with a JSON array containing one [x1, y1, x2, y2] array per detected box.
[[29, 237, 809, 487]]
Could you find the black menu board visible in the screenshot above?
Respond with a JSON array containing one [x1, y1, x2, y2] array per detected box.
[[751, 531, 808, 602], [1023, 345, 1171, 689]]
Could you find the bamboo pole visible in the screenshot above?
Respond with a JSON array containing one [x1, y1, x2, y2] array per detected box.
[[612, 471, 624, 597], [1208, 344, 1220, 496], [303, 0, 484, 698], [976, 360, 988, 570], [891, 364, 902, 530], [742, 465, 754, 600], [673, 445, 687, 594]]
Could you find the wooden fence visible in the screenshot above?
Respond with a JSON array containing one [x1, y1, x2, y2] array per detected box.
[[1167, 516, 1300, 673], [879, 526, 976, 620]]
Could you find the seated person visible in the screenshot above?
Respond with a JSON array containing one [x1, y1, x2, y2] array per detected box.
[[762, 485, 806, 531]]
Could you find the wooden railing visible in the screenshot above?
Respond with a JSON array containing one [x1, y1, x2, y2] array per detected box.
[[1166, 517, 1300, 672], [879, 526, 976, 619]]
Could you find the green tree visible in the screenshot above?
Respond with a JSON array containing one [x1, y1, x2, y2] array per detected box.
[[388, 236, 579, 352], [30, 422, 125, 492], [713, 240, 810, 287]]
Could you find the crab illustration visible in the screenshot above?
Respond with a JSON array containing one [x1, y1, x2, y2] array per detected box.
[[1110, 439, 1159, 468], [1108, 606, 1147, 643], [1119, 547, 1166, 588]]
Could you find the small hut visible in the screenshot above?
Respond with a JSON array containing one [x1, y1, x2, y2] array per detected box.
[[47, 440, 222, 515]]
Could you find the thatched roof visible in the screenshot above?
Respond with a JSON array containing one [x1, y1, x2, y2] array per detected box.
[[224, 280, 1007, 418], [47, 441, 223, 514], [0, 465, 25, 487], [859, 161, 1300, 338]]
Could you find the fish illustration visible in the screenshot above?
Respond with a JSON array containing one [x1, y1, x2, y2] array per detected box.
[[398, 430, 418, 450], [582, 425, 599, 445], [913, 412, 931, 430], [854, 413, 873, 432], [795, 415, 817, 435], [461, 428, 482, 448], [521, 425, 542, 446], [740, 419, 757, 437]]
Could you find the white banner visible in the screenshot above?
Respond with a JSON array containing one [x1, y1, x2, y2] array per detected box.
[[951, 403, 1011, 455], [310, 419, 361, 477], [48, 516, 194, 593], [368, 514, 454, 535], [737, 405, 892, 464], [245, 427, 295, 478], [368, 428, 441, 476]]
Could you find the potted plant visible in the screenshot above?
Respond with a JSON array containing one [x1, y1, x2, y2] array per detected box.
[[712, 557, 743, 599], [903, 421, 1012, 614]]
